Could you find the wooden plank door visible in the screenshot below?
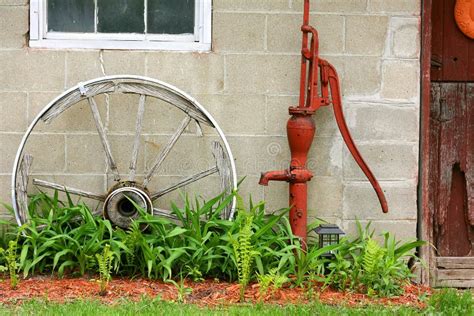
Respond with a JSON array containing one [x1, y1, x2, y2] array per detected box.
[[429, 0, 474, 287]]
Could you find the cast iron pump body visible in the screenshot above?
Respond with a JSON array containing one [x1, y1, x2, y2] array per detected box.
[[259, 0, 389, 244]]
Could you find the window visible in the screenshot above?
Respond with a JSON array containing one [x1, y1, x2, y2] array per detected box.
[[30, 0, 211, 51]]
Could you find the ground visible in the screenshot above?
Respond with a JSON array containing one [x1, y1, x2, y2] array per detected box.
[[0, 276, 428, 307]]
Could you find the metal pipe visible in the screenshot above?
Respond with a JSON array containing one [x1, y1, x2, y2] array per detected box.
[[260, 1, 388, 245]]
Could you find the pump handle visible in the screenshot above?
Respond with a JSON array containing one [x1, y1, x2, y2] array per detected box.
[[322, 59, 388, 213]]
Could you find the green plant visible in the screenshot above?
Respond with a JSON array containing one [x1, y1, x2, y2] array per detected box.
[[167, 278, 193, 303], [96, 244, 114, 296], [325, 221, 425, 297], [229, 196, 260, 302], [428, 288, 473, 315], [257, 268, 289, 300], [0, 239, 20, 289], [293, 239, 339, 287]]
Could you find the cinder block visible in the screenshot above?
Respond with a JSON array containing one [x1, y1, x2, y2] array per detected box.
[[0, 133, 22, 173], [342, 220, 417, 241], [345, 105, 419, 141], [391, 18, 420, 59], [0, 6, 28, 48], [23, 134, 66, 173], [343, 143, 418, 180], [213, 0, 292, 12], [213, 13, 265, 52], [102, 51, 146, 76], [368, 0, 421, 15], [343, 181, 417, 220], [108, 135, 146, 176], [225, 54, 300, 94], [66, 135, 106, 173], [29, 93, 104, 133], [307, 177, 343, 218], [267, 14, 344, 54], [308, 137, 343, 177], [0, 0, 27, 5], [66, 51, 103, 88], [236, 175, 264, 204], [264, 176, 343, 218], [28, 92, 60, 124], [147, 52, 224, 94], [0, 92, 27, 132], [0, 50, 65, 91], [106, 93, 141, 134], [292, 0, 367, 13], [345, 16, 388, 56], [144, 134, 219, 176], [266, 96, 338, 137], [381, 60, 419, 100], [0, 175, 12, 208], [195, 94, 266, 135], [140, 97, 192, 135], [146, 175, 190, 210], [343, 56, 381, 96], [226, 135, 289, 175]]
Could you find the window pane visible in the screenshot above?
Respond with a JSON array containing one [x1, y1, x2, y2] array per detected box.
[[98, 0, 145, 33], [48, 0, 95, 33], [148, 0, 195, 34]]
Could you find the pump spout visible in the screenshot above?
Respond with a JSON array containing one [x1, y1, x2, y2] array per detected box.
[[259, 170, 291, 186]]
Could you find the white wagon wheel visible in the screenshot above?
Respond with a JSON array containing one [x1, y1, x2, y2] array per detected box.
[[11, 75, 237, 228]]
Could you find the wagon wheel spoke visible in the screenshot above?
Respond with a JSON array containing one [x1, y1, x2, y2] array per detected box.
[[150, 166, 218, 201], [87, 96, 120, 181], [33, 179, 106, 202], [143, 115, 192, 187], [153, 207, 179, 220], [13, 76, 237, 227], [129, 94, 146, 182]]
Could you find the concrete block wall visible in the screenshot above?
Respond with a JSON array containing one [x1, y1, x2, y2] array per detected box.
[[0, 0, 421, 240]]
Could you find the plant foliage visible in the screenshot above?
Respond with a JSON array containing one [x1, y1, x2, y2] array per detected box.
[[0, 192, 424, 299]]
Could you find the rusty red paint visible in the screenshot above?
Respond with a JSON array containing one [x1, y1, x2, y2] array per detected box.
[[259, 0, 388, 245], [431, 0, 474, 81], [420, 0, 433, 286], [430, 83, 474, 257]]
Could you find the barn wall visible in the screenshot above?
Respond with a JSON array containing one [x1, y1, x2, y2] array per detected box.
[[0, 0, 421, 239]]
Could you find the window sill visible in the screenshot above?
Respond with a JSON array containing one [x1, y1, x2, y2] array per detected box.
[[29, 39, 211, 52]]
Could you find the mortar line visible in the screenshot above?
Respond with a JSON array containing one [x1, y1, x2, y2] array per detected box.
[[64, 52, 68, 90], [263, 15, 268, 52]]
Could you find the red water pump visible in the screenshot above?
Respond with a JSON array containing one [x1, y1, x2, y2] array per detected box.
[[259, 0, 388, 244]]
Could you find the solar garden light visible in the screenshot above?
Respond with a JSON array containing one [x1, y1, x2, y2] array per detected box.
[[314, 224, 345, 258]]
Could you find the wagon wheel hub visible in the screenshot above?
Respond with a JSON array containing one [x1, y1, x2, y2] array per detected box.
[[103, 183, 153, 228]]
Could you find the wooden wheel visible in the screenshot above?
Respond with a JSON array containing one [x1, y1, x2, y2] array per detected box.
[[12, 76, 237, 227]]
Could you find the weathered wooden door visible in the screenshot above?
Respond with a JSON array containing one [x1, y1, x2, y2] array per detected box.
[[429, 0, 474, 287]]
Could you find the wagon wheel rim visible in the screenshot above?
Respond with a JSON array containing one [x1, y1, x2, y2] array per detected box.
[[11, 75, 238, 227]]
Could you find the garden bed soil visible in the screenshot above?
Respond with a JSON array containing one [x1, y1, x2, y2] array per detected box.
[[0, 277, 430, 308]]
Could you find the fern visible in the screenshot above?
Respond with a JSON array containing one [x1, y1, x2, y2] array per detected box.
[[230, 195, 259, 302], [123, 224, 141, 265], [362, 238, 385, 274], [0, 239, 19, 289], [95, 244, 113, 296], [257, 268, 288, 300]]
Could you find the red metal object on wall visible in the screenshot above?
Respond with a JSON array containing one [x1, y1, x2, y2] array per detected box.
[[259, 0, 388, 244]]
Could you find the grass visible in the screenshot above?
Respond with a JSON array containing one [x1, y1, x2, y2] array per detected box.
[[0, 289, 472, 316]]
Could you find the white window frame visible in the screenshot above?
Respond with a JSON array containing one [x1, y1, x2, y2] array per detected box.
[[29, 0, 212, 51]]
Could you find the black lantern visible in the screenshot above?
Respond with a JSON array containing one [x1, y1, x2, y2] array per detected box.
[[314, 224, 345, 257]]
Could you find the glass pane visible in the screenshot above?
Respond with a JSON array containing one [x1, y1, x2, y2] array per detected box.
[[148, 0, 195, 35], [48, 0, 95, 33], [98, 0, 145, 33]]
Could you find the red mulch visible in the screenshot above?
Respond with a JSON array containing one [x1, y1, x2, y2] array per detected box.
[[0, 276, 431, 308]]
